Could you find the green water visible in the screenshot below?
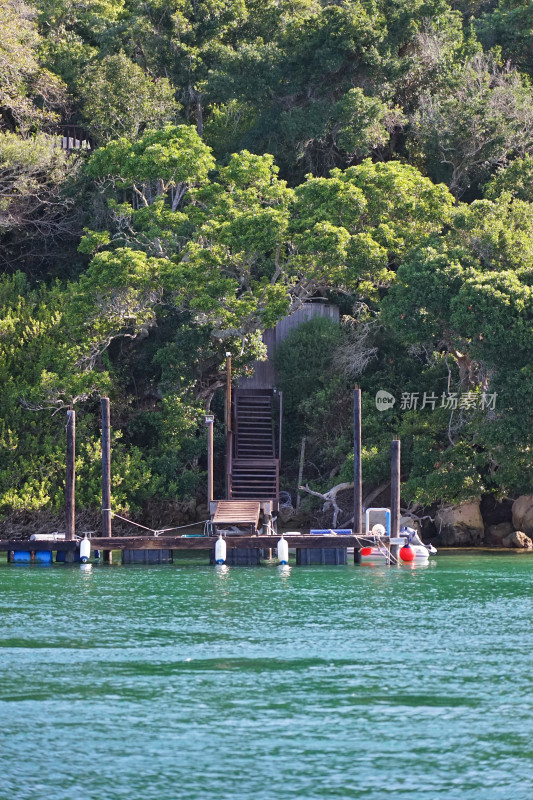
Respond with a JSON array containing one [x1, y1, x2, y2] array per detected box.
[[1, 554, 532, 800]]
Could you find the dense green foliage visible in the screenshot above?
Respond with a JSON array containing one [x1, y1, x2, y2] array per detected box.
[[2, 0, 533, 521]]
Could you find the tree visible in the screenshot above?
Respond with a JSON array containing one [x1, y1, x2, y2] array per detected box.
[[80, 53, 180, 143], [484, 155, 533, 202], [86, 123, 215, 208], [479, 0, 533, 78], [81, 136, 453, 371], [0, 0, 66, 133], [6, 0, 533, 523], [0, 132, 76, 235], [75, 137, 456, 494], [410, 53, 533, 196], [382, 195, 533, 502]]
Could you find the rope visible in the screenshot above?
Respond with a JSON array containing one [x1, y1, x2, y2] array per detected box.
[[99, 515, 399, 559], [352, 533, 400, 565], [263, 519, 277, 536], [376, 535, 399, 565], [104, 511, 211, 537]]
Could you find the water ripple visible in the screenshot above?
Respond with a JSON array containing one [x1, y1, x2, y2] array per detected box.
[[1, 554, 532, 800]]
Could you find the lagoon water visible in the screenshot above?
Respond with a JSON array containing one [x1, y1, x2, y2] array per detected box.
[[1, 553, 532, 800]]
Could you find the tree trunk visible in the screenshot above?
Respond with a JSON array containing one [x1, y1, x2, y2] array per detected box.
[[196, 92, 203, 137]]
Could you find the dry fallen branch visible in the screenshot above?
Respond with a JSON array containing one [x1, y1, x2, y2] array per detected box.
[[298, 482, 354, 528], [299, 480, 392, 529]]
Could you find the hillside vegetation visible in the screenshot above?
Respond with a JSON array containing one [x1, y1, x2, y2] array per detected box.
[[1, 0, 533, 525]]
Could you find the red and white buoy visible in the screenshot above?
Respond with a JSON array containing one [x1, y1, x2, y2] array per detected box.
[[399, 544, 415, 563]]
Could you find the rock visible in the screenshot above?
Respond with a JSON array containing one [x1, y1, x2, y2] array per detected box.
[[278, 506, 295, 524], [286, 509, 314, 529], [181, 498, 197, 522], [502, 530, 533, 549], [435, 501, 485, 546], [512, 495, 533, 536], [487, 521, 514, 546]]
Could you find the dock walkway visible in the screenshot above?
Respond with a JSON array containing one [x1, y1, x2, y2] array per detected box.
[[0, 534, 386, 554]]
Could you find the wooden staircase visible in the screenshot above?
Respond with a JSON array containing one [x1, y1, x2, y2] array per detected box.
[[230, 390, 279, 501]]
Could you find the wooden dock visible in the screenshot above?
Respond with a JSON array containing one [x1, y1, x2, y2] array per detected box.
[[0, 534, 386, 554]]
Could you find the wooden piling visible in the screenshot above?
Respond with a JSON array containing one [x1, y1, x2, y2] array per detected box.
[[65, 409, 75, 540], [390, 437, 401, 564], [205, 415, 214, 505], [353, 387, 362, 536], [101, 397, 112, 563], [296, 436, 306, 510], [225, 352, 232, 499], [278, 390, 283, 470]]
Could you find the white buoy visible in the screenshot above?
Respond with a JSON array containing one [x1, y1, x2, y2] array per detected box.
[[277, 536, 289, 565], [215, 535, 226, 565], [79, 537, 91, 564]]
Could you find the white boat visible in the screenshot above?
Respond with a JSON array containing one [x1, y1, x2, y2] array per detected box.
[[360, 539, 436, 564], [359, 543, 390, 563], [360, 509, 437, 564], [399, 528, 437, 562]]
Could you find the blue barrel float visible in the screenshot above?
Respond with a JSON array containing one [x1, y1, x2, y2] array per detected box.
[[11, 550, 53, 564], [11, 551, 32, 563], [296, 529, 350, 565]]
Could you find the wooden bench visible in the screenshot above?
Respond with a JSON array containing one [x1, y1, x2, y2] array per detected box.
[[212, 500, 261, 534]]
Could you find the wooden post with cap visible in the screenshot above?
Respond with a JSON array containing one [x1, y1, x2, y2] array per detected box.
[[225, 352, 232, 499], [353, 387, 363, 563], [205, 414, 214, 506], [390, 437, 401, 564], [65, 409, 76, 544], [353, 386, 362, 534], [101, 397, 112, 563]]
